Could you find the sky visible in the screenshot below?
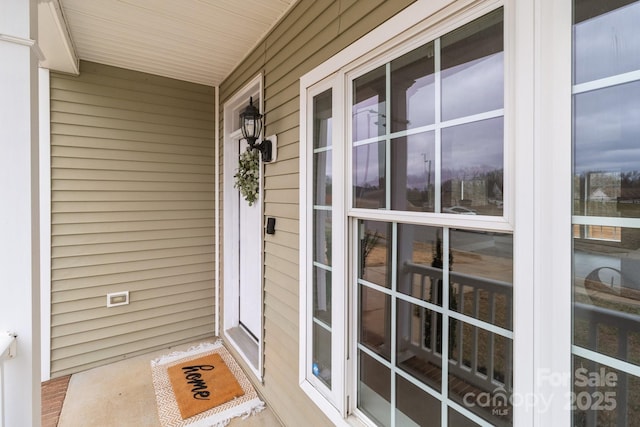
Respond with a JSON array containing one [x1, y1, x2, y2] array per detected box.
[[573, 2, 640, 178]]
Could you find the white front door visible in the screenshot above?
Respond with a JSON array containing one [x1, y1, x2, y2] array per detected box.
[[223, 77, 265, 378], [238, 139, 262, 339]]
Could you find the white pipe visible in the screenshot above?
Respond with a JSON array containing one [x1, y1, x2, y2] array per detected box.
[[214, 85, 220, 337]]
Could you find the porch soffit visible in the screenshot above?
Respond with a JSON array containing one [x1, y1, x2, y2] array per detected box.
[[40, 0, 297, 86]]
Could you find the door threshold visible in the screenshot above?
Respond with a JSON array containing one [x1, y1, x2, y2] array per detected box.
[[225, 326, 260, 376]]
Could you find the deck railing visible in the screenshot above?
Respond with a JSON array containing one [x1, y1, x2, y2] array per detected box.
[[573, 302, 639, 427], [0, 332, 17, 427], [400, 262, 513, 417], [401, 262, 636, 426]]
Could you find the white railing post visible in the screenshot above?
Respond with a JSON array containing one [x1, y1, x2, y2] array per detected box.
[[0, 333, 17, 361], [0, 0, 42, 426], [0, 332, 18, 427]]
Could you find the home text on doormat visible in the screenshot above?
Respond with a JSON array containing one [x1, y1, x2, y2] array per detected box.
[[167, 353, 244, 420]]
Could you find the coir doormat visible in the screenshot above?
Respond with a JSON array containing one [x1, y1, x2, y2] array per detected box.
[[151, 341, 264, 427]]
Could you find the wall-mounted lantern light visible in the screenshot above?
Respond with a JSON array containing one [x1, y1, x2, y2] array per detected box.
[[240, 97, 273, 162]]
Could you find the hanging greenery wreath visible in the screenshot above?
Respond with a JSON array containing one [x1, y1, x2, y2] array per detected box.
[[234, 148, 260, 206]]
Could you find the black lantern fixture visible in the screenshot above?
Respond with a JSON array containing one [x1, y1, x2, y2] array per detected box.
[[240, 97, 272, 162]]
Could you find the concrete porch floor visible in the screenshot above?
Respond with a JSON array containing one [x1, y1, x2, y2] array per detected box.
[[53, 338, 282, 427]]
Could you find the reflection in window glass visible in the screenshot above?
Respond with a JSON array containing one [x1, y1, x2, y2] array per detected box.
[[397, 224, 442, 302], [360, 286, 391, 361], [359, 220, 391, 288], [450, 230, 513, 330], [313, 266, 332, 325], [312, 322, 332, 387], [353, 66, 386, 142], [313, 90, 332, 149], [441, 8, 504, 121], [350, 8, 504, 218], [313, 151, 332, 206], [572, 2, 640, 426], [448, 408, 482, 427], [573, 1, 640, 85], [442, 118, 504, 216], [313, 210, 331, 265], [573, 81, 640, 219], [347, 7, 511, 426], [449, 320, 513, 425], [573, 230, 640, 364], [391, 43, 436, 132], [311, 88, 333, 392], [396, 299, 442, 391], [396, 375, 441, 426], [391, 132, 436, 212], [356, 221, 513, 426], [572, 355, 640, 426], [359, 351, 391, 427], [353, 142, 386, 209]]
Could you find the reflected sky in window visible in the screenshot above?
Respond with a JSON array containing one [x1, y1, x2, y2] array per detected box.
[[353, 66, 386, 142], [441, 52, 503, 121], [441, 9, 503, 121], [391, 43, 435, 132], [573, 1, 640, 85], [574, 80, 640, 175], [441, 118, 503, 183]]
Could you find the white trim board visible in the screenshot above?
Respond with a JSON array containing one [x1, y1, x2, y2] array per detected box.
[[39, 67, 52, 382]]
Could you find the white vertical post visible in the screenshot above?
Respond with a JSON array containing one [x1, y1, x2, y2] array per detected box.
[[0, 1, 42, 426], [40, 67, 52, 382], [532, 0, 572, 425]]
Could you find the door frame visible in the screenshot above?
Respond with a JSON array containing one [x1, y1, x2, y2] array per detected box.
[[222, 74, 264, 380]]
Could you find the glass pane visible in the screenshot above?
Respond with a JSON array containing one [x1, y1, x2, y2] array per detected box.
[[390, 43, 436, 133], [313, 266, 331, 325], [360, 285, 391, 361], [449, 320, 513, 425], [353, 141, 386, 209], [312, 322, 332, 387], [441, 8, 504, 121], [396, 299, 442, 392], [313, 89, 332, 149], [573, 228, 640, 363], [313, 210, 331, 265], [310, 89, 333, 392], [391, 132, 436, 212], [359, 351, 391, 427], [572, 355, 640, 426], [397, 224, 443, 304], [573, 81, 640, 218], [441, 117, 504, 216], [359, 220, 392, 288], [448, 408, 481, 427], [450, 230, 513, 330], [313, 151, 332, 206], [353, 66, 386, 142], [396, 374, 441, 426], [573, 1, 640, 84]]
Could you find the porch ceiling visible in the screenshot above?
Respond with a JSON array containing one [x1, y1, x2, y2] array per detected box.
[[49, 0, 297, 86]]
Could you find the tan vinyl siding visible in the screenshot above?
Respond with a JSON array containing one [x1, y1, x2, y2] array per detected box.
[[219, 0, 415, 425], [50, 61, 216, 377]]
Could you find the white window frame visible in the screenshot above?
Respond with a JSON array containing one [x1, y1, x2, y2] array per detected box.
[[299, 74, 349, 422], [300, 0, 573, 426]]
